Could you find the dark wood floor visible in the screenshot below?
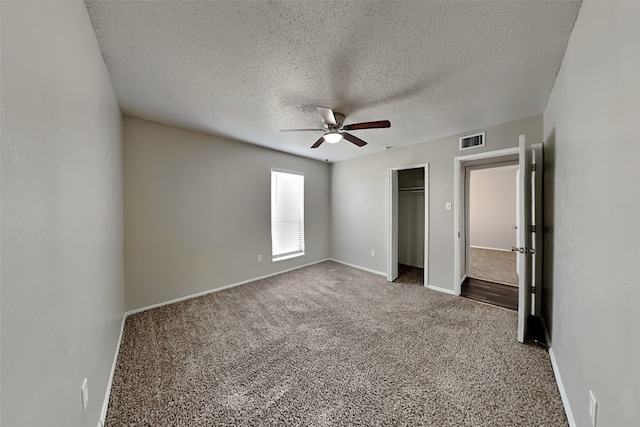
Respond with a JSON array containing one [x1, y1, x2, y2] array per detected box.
[[461, 277, 518, 311]]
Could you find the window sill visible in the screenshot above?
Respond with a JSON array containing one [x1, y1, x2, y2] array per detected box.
[[272, 252, 305, 263]]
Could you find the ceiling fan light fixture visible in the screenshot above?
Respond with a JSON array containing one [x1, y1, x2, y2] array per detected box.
[[282, 107, 389, 149], [324, 132, 343, 144]]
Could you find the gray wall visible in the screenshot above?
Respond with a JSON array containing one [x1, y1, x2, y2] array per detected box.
[[398, 168, 425, 268], [1, 2, 125, 427], [398, 192, 425, 268], [469, 165, 518, 250], [542, 1, 640, 425], [331, 115, 542, 289], [123, 117, 331, 311]]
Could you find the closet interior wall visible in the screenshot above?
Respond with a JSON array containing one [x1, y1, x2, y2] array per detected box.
[[398, 168, 425, 269]]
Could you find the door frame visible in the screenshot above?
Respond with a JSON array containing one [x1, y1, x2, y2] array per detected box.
[[388, 163, 430, 286], [464, 161, 519, 284], [453, 147, 519, 295]]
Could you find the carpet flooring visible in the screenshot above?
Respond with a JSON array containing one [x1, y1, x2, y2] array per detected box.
[[469, 247, 519, 286], [106, 261, 566, 426], [396, 264, 424, 285]]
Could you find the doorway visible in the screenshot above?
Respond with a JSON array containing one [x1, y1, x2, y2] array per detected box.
[[388, 164, 429, 286], [398, 168, 425, 284], [462, 163, 519, 311], [454, 136, 543, 343]]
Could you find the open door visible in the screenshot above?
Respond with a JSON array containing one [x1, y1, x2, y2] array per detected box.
[[515, 135, 542, 343], [532, 144, 544, 317], [454, 143, 538, 342], [388, 169, 399, 281]]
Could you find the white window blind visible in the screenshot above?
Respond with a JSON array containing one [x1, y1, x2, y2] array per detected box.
[[271, 170, 305, 261]]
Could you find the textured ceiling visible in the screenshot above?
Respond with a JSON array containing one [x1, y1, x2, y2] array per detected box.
[[86, 1, 581, 163]]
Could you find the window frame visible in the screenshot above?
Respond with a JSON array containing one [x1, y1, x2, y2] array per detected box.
[[270, 169, 305, 262]]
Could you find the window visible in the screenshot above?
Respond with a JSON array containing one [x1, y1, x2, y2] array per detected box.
[[271, 169, 305, 261]]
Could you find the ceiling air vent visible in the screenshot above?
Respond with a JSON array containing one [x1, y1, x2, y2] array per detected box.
[[459, 132, 485, 151]]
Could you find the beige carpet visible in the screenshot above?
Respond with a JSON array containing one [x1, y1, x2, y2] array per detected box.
[[469, 247, 519, 286], [396, 264, 424, 285], [106, 261, 566, 426]]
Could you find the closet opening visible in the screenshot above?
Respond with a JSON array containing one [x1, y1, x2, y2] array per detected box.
[[388, 164, 429, 286], [398, 168, 425, 284]]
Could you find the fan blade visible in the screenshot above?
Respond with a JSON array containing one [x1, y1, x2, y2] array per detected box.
[[280, 128, 324, 132], [342, 120, 391, 131], [343, 133, 368, 147], [316, 106, 337, 125], [311, 137, 325, 149]]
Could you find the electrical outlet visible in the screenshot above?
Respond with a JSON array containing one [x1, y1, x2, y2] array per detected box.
[[80, 378, 89, 412], [371, 250, 375, 257], [257, 254, 262, 263], [589, 390, 598, 426]]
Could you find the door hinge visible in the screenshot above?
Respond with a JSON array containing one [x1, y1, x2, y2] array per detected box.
[[530, 225, 536, 233], [531, 164, 537, 172], [511, 247, 536, 254]]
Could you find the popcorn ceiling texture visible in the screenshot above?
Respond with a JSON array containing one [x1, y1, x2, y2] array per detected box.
[[105, 261, 567, 425], [85, 1, 581, 162]]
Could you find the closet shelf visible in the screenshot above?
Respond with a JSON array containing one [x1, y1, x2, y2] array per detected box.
[[399, 186, 425, 192]]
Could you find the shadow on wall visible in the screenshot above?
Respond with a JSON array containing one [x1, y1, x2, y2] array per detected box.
[[542, 127, 556, 341]]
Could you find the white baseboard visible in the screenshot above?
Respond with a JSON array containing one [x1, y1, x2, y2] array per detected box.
[[470, 245, 513, 252], [426, 284, 456, 295], [100, 313, 126, 426], [126, 258, 332, 316], [549, 347, 576, 427], [542, 317, 575, 427], [328, 258, 387, 277]]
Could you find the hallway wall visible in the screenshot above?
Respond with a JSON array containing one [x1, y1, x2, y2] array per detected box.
[[542, 2, 640, 425]]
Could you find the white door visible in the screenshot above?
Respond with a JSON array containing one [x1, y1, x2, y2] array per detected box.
[[388, 169, 399, 281], [532, 144, 544, 317], [516, 135, 541, 343]]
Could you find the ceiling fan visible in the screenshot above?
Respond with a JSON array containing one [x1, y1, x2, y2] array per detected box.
[[281, 107, 391, 149]]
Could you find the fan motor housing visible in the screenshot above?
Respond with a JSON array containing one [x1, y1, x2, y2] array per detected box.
[[330, 112, 345, 129]]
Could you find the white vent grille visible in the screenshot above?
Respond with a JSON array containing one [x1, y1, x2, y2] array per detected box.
[[459, 132, 485, 150]]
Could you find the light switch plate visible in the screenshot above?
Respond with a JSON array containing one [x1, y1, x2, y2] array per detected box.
[[445, 202, 452, 211]]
